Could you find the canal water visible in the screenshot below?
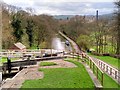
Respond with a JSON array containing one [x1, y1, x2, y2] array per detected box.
[[52, 37, 72, 52]]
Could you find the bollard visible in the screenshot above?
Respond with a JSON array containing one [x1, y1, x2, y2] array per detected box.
[[27, 56, 31, 65], [7, 57, 11, 73]]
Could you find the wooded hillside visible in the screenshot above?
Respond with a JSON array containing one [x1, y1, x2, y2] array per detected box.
[[1, 2, 119, 55]]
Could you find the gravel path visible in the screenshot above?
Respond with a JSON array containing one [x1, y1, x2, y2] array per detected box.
[[1, 65, 43, 89]]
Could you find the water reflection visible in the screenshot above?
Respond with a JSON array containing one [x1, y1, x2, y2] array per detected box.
[[52, 38, 65, 51]]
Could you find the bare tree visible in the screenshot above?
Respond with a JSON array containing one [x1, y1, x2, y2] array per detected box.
[[115, 1, 120, 55]]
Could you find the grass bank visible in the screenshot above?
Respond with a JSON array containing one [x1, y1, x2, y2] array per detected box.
[[88, 53, 118, 69], [21, 60, 95, 88], [66, 58, 119, 88]]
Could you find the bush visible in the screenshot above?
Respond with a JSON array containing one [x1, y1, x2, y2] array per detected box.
[[109, 54, 120, 59], [102, 53, 110, 56], [91, 52, 103, 56]]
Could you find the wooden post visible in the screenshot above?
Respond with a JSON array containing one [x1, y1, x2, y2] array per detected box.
[[110, 68, 112, 75], [101, 62, 102, 68], [90, 60, 91, 69], [101, 73, 103, 86], [97, 67, 98, 79], [115, 71, 117, 79], [99, 61, 100, 66], [103, 64, 105, 70], [93, 63, 94, 73], [89, 59, 90, 66], [106, 66, 108, 72]]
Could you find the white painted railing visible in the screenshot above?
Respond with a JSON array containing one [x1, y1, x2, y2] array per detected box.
[[0, 49, 63, 58], [98, 59, 119, 83]]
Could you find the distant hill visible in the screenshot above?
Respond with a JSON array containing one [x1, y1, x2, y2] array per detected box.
[[99, 13, 115, 20], [53, 15, 74, 20], [53, 13, 115, 20]]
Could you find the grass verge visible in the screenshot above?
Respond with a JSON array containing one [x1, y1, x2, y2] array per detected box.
[[88, 53, 118, 69]]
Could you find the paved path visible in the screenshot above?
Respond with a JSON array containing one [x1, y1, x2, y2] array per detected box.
[[1, 64, 43, 89], [0, 59, 77, 89], [59, 31, 80, 53]]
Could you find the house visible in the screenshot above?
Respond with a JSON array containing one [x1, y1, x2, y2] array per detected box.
[[9, 42, 26, 52]]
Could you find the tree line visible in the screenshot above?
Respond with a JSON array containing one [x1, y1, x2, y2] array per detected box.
[[1, 1, 120, 55], [2, 3, 59, 49]]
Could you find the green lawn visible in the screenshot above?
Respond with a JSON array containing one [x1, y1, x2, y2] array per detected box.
[[40, 62, 57, 66], [0, 57, 20, 63], [103, 74, 119, 88], [21, 60, 95, 88], [88, 53, 118, 69], [68, 58, 120, 88], [21, 58, 119, 88], [87, 59, 119, 88]]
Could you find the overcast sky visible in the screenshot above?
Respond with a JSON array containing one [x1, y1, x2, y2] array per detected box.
[[2, 0, 116, 15]]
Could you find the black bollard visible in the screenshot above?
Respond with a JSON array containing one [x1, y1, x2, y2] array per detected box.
[[7, 57, 11, 74], [19, 66, 23, 71], [27, 56, 31, 65]]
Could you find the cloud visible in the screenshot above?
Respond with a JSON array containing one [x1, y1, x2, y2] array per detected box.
[[3, 0, 115, 15], [3, 0, 34, 7], [33, 2, 115, 15], [4, 0, 114, 3]]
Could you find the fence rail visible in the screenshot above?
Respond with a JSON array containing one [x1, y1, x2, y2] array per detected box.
[[85, 54, 120, 84], [85, 54, 104, 86], [0, 49, 63, 57], [98, 59, 120, 83]]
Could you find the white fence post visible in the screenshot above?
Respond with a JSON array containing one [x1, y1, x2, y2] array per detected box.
[[0, 57, 2, 83]]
